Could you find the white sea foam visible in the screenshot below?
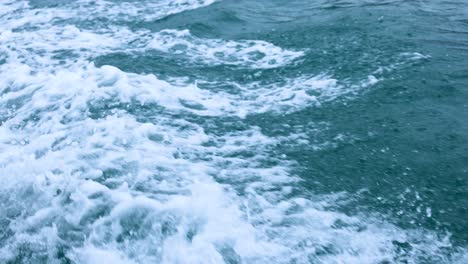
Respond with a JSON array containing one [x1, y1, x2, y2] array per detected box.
[[146, 29, 305, 69], [0, 59, 465, 263], [13, 0, 218, 24], [75, 0, 218, 22], [0, 1, 466, 263]]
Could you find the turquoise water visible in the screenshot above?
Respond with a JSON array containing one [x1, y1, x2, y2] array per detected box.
[[0, 0, 467, 263]]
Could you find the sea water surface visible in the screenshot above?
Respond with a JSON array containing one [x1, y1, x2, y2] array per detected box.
[[0, 0, 467, 263]]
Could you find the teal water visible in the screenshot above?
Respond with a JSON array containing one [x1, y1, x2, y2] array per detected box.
[[0, 0, 467, 263]]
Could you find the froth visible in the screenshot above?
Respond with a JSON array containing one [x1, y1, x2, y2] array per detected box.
[[147, 29, 305, 69], [0, 0, 465, 263]]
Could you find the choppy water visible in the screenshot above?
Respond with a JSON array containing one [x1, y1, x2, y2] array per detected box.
[[1, 0, 467, 263]]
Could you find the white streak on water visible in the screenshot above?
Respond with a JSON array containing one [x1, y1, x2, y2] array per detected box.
[[145, 29, 305, 69]]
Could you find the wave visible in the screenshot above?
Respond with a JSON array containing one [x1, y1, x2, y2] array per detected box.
[[0, 0, 466, 263]]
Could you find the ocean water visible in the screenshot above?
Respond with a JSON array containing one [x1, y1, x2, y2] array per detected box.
[[0, 0, 467, 263]]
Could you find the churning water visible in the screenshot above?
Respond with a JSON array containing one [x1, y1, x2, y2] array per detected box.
[[0, 0, 467, 263]]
